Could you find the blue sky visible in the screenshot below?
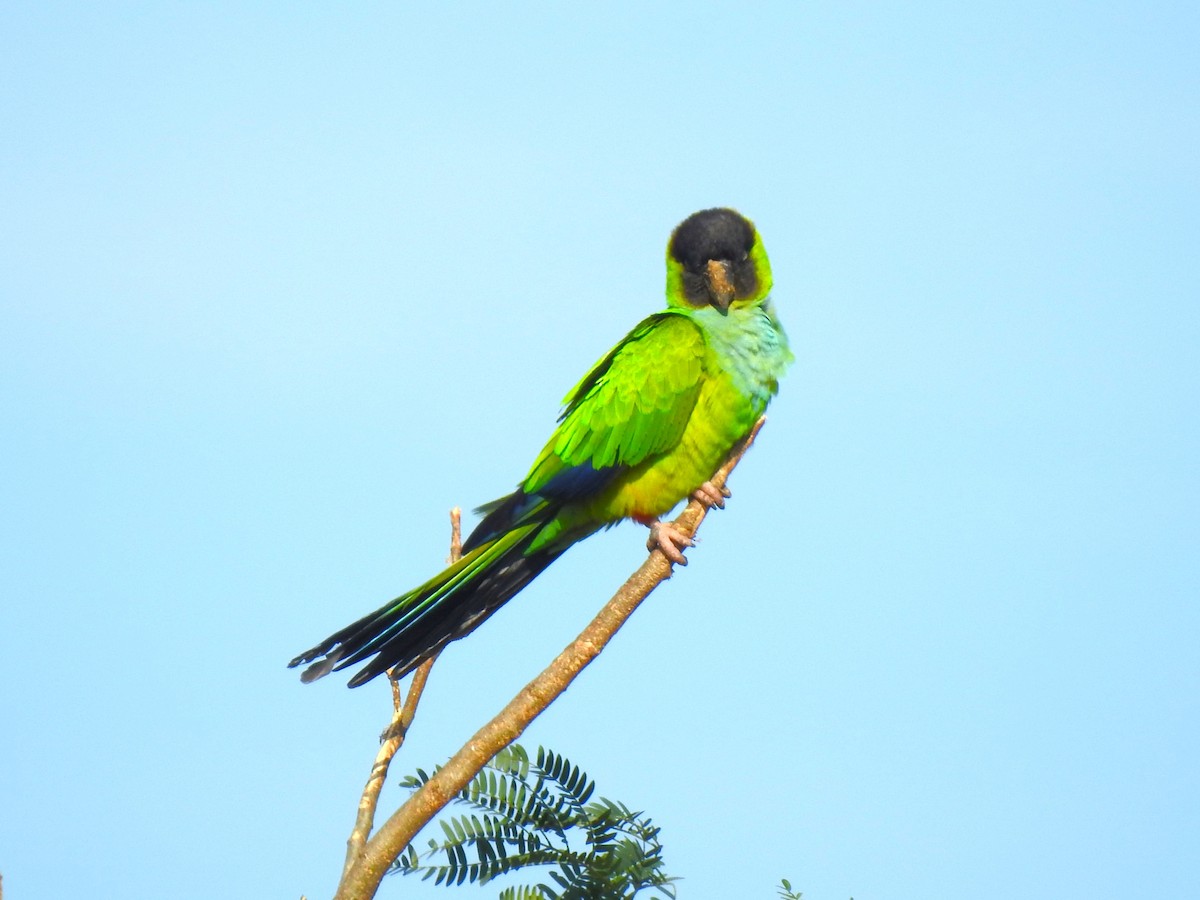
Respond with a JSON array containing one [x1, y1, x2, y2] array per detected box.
[[2, 2, 1197, 898]]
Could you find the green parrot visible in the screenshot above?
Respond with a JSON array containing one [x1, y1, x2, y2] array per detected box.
[[290, 208, 792, 687]]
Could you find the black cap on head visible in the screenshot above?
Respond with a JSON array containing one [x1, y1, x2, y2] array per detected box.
[[669, 208, 755, 271]]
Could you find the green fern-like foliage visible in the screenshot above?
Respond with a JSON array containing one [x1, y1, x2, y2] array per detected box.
[[393, 744, 677, 899]]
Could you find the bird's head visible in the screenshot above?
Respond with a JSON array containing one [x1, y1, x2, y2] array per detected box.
[[666, 208, 773, 313]]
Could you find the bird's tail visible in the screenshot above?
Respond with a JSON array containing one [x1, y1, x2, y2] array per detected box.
[[288, 524, 563, 687]]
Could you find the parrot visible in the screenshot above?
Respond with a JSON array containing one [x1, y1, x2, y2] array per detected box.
[[289, 207, 792, 687]]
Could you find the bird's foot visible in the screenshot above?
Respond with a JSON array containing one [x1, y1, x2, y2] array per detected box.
[[645, 519, 694, 566], [692, 480, 732, 509]]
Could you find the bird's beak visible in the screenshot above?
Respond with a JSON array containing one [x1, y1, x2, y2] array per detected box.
[[705, 259, 735, 312]]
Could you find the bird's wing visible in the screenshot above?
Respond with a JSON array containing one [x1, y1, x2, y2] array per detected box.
[[524, 310, 707, 496], [466, 312, 707, 551]]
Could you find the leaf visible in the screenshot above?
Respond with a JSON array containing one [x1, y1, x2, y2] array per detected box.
[[391, 742, 677, 897]]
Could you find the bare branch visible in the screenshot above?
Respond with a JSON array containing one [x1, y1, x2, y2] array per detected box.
[[333, 418, 767, 900], [338, 508, 462, 880], [447, 506, 462, 564]]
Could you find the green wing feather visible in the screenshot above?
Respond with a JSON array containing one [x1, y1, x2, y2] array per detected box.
[[524, 311, 707, 493]]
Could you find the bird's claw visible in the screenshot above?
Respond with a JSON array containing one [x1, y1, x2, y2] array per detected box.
[[646, 519, 695, 566], [692, 480, 732, 509]]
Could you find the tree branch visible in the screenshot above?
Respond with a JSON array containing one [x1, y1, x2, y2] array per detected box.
[[333, 417, 767, 900], [338, 509, 461, 881]]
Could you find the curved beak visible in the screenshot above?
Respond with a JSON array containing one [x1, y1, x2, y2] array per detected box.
[[705, 259, 735, 312]]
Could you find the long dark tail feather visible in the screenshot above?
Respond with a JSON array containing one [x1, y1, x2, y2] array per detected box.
[[465, 488, 544, 555], [288, 526, 563, 687]]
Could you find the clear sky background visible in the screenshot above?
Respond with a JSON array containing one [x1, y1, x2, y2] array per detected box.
[[2, 3, 1197, 899]]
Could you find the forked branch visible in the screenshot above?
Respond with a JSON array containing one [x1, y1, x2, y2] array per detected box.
[[338, 510, 461, 880], [334, 418, 766, 900]]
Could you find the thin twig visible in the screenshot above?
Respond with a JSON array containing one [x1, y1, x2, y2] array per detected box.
[[447, 506, 462, 564], [338, 508, 461, 880], [334, 418, 767, 900]]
